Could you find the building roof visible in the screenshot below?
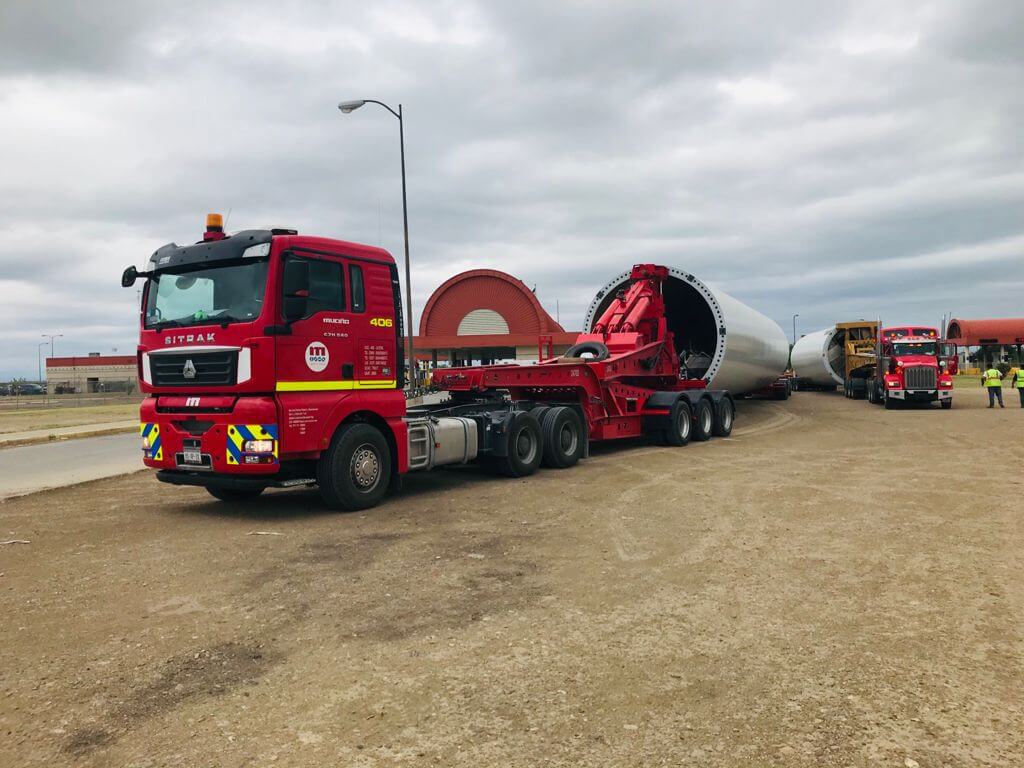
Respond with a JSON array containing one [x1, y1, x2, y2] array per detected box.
[[946, 318, 1024, 346], [46, 355, 136, 368]]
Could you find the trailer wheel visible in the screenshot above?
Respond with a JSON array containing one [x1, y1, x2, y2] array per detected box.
[[318, 422, 392, 511], [662, 399, 692, 446], [693, 399, 714, 442], [495, 412, 543, 477], [713, 397, 734, 437], [541, 407, 584, 468], [206, 487, 264, 503]]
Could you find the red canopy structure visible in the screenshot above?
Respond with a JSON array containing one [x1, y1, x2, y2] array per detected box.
[[414, 269, 577, 365], [946, 318, 1024, 346]]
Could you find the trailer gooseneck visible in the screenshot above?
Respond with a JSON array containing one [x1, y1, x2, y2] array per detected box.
[[123, 217, 737, 511]]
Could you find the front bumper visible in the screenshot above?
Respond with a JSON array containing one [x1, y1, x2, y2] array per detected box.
[[139, 395, 281, 476], [886, 389, 952, 402]]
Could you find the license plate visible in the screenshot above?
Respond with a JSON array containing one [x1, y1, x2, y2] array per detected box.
[[183, 449, 203, 465]]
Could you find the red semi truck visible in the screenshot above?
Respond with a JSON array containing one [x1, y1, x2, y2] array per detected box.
[[864, 326, 954, 409], [122, 216, 736, 511]]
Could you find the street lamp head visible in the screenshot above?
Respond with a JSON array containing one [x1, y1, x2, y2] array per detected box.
[[338, 100, 366, 114]]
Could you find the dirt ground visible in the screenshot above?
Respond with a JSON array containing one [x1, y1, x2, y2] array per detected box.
[[1, 387, 1022, 767], [0, 403, 139, 435]]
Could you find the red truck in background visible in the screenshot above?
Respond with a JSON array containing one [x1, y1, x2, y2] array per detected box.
[[865, 326, 954, 409], [122, 216, 736, 511]]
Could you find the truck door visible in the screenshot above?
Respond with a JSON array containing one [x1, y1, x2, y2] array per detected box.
[[275, 250, 355, 390], [349, 261, 399, 389]]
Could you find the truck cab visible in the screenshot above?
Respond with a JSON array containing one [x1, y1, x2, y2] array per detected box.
[[867, 328, 953, 409], [125, 216, 409, 506]]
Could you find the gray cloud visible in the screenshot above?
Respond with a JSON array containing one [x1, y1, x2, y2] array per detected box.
[[1, 0, 1022, 377]]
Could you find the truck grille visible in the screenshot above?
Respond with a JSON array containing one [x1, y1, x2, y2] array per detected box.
[[150, 351, 238, 387], [904, 365, 936, 390]]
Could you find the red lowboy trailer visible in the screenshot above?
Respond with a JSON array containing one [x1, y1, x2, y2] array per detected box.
[[123, 218, 734, 511]]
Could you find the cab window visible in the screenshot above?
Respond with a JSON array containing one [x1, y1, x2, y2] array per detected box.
[[307, 259, 345, 315], [349, 264, 365, 312]]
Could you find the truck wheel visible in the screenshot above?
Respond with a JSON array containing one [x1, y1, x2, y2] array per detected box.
[[541, 407, 584, 468], [713, 398, 734, 437], [884, 392, 896, 410], [495, 412, 543, 477], [941, 399, 953, 409], [529, 406, 550, 426], [318, 422, 391, 511], [206, 487, 264, 502], [693, 398, 714, 442], [662, 399, 692, 446]]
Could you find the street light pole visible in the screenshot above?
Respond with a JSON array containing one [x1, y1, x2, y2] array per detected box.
[[338, 99, 417, 390], [37, 341, 47, 384], [791, 314, 799, 346]]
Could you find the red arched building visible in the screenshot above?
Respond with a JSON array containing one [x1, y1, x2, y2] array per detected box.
[[414, 269, 578, 366]]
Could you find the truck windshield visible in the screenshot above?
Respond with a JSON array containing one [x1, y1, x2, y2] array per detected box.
[[144, 259, 269, 329], [893, 342, 937, 356]]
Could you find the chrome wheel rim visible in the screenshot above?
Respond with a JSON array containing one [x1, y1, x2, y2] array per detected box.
[[722, 405, 732, 430], [558, 422, 578, 455], [702, 408, 712, 433], [350, 443, 381, 492], [677, 409, 690, 439], [515, 428, 538, 464]]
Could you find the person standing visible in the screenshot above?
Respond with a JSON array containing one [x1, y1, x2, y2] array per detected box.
[[1013, 366, 1024, 408], [982, 365, 1004, 408]]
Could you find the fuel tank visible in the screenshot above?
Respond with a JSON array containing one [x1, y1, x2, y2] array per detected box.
[[790, 328, 844, 387], [583, 268, 790, 394]]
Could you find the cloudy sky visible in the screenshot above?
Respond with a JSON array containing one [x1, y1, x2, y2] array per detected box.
[[1, 1, 1022, 379]]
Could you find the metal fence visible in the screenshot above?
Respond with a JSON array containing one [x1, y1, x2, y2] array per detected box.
[[0, 378, 140, 409]]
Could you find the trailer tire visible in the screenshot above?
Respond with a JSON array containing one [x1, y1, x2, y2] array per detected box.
[[318, 422, 392, 511], [206, 487, 264, 502], [541, 407, 584, 468], [713, 397, 734, 437], [662, 399, 692, 446], [495, 412, 543, 478], [693, 398, 714, 442], [563, 341, 610, 361]]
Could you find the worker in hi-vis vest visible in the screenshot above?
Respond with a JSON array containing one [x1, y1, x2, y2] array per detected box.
[[982, 365, 1004, 408], [1013, 367, 1024, 408]]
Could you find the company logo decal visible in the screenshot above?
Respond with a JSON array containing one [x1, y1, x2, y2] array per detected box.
[[305, 342, 329, 373], [182, 359, 197, 379], [164, 333, 215, 344]]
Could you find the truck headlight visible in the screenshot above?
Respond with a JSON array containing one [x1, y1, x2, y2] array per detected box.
[[887, 380, 899, 387], [244, 439, 275, 454]]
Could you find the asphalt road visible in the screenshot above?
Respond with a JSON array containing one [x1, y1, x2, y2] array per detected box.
[[0, 433, 141, 499]]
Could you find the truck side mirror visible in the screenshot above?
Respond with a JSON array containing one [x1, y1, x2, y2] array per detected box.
[[282, 259, 310, 322], [121, 266, 139, 287]]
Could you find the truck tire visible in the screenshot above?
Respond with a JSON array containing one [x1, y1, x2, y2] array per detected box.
[[662, 399, 692, 446], [884, 392, 896, 410], [941, 399, 953, 409], [318, 422, 392, 511], [206, 487, 264, 502], [693, 398, 714, 442], [541, 407, 584, 468], [529, 406, 550, 426], [495, 412, 543, 477], [713, 397, 734, 437]]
